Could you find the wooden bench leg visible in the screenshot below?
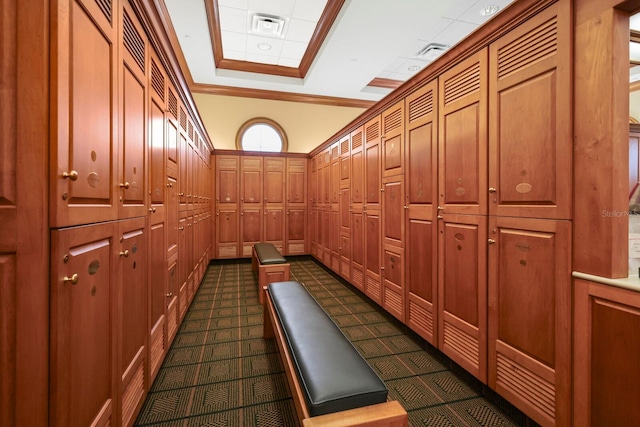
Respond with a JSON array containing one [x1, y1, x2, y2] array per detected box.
[[258, 263, 290, 304]]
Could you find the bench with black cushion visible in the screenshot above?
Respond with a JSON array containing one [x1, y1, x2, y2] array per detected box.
[[263, 281, 408, 427], [251, 243, 290, 304]]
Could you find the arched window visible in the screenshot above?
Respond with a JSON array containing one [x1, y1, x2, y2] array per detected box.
[[236, 117, 288, 152]]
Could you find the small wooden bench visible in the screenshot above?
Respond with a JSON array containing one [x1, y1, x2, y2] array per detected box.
[[263, 281, 408, 427], [252, 243, 290, 304]]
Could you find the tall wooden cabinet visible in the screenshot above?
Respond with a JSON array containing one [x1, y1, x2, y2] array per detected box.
[[308, 1, 572, 425], [215, 152, 307, 258], [48, 0, 213, 425]]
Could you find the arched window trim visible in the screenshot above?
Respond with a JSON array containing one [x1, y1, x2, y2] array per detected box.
[[235, 117, 288, 152]]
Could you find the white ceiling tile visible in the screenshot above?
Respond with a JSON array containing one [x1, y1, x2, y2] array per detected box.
[[224, 49, 247, 61], [292, 0, 326, 21], [221, 30, 247, 52], [433, 20, 479, 46], [281, 40, 306, 60], [246, 35, 284, 56], [218, 0, 249, 9], [246, 52, 280, 65], [219, 5, 248, 32], [415, 18, 454, 42], [441, 0, 477, 20], [248, 0, 295, 17], [278, 57, 301, 67], [456, 0, 514, 25], [285, 19, 316, 43]]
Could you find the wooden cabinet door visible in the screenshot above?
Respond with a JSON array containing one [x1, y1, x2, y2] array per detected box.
[[331, 151, 340, 204], [438, 213, 487, 382], [339, 135, 350, 184], [489, 3, 570, 220], [265, 207, 284, 252], [178, 214, 188, 319], [265, 157, 284, 204], [351, 208, 365, 292], [364, 116, 381, 210], [351, 127, 364, 205], [51, 0, 118, 227], [340, 188, 351, 234], [339, 233, 351, 280], [330, 207, 340, 272], [179, 132, 189, 210], [382, 100, 404, 178], [488, 216, 571, 426], [148, 219, 165, 382], [438, 49, 488, 216], [574, 280, 640, 427], [405, 80, 439, 345], [51, 222, 116, 427], [216, 156, 239, 258], [118, 3, 147, 220], [166, 89, 179, 175], [382, 177, 404, 249], [118, 217, 147, 427], [287, 157, 307, 204], [241, 156, 263, 256], [149, 55, 166, 214], [382, 245, 404, 322], [286, 207, 306, 255], [364, 211, 381, 305]]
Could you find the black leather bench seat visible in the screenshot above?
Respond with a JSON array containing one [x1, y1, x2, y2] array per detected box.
[[268, 281, 388, 417], [253, 243, 287, 265]]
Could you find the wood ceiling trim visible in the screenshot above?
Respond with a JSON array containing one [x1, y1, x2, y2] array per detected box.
[[368, 77, 403, 89], [191, 82, 375, 108], [206, 0, 345, 79]]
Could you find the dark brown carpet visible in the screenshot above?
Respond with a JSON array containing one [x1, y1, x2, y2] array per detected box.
[[135, 258, 532, 426]]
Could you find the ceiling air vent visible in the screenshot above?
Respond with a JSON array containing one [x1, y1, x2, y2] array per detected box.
[[249, 13, 286, 38], [414, 43, 449, 61]]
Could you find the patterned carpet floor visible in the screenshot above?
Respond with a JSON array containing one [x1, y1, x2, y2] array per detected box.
[[135, 258, 533, 426]]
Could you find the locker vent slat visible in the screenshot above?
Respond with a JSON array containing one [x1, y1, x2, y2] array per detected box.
[[408, 89, 434, 122], [443, 62, 480, 105], [95, 0, 112, 23], [151, 59, 165, 102], [168, 90, 178, 119], [123, 10, 145, 72]]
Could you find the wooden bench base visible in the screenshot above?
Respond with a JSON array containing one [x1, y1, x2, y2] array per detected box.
[[252, 246, 290, 304], [263, 285, 408, 427]]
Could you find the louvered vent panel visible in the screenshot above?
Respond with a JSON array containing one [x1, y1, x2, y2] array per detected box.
[[151, 60, 165, 101], [443, 63, 480, 106], [150, 325, 165, 374], [341, 139, 349, 155], [498, 17, 558, 80], [188, 121, 194, 141], [352, 132, 363, 149], [168, 90, 178, 119], [409, 89, 434, 122], [352, 268, 363, 288], [122, 363, 144, 426], [366, 276, 381, 300], [341, 260, 350, 278], [179, 106, 187, 130], [384, 109, 402, 134], [496, 352, 556, 420], [365, 122, 380, 142], [409, 301, 433, 334], [443, 320, 479, 366], [324, 151, 330, 164], [384, 287, 402, 315], [123, 11, 145, 72], [331, 145, 339, 160], [95, 0, 112, 22]]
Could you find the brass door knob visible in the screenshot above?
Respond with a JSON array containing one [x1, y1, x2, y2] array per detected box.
[[119, 250, 129, 257], [63, 273, 79, 285], [62, 170, 78, 181], [119, 182, 130, 189]]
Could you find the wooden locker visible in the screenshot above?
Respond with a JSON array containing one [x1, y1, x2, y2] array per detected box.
[[286, 157, 307, 254], [286, 207, 306, 255], [438, 48, 488, 216], [148, 219, 166, 383], [166, 253, 179, 347], [488, 216, 571, 426], [350, 126, 365, 291], [166, 89, 179, 176], [178, 129, 189, 210], [118, 217, 147, 427], [178, 214, 188, 320], [438, 213, 487, 383], [286, 157, 307, 204], [340, 233, 351, 280], [351, 209, 365, 292], [240, 156, 263, 256], [51, 0, 119, 227], [364, 116, 381, 210], [118, 3, 147, 220], [216, 155, 239, 258], [330, 206, 340, 272], [51, 222, 116, 427], [382, 176, 405, 321], [405, 80, 439, 345], [364, 211, 382, 305], [382, 100, 404, 178], [488, 3, 571, 220], [351, 127, 364, 205], [340, 134, 351, 184]]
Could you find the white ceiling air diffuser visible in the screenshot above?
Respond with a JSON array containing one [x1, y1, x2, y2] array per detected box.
[[414, 43, 449, 62], [250, 13, 286, 38]]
